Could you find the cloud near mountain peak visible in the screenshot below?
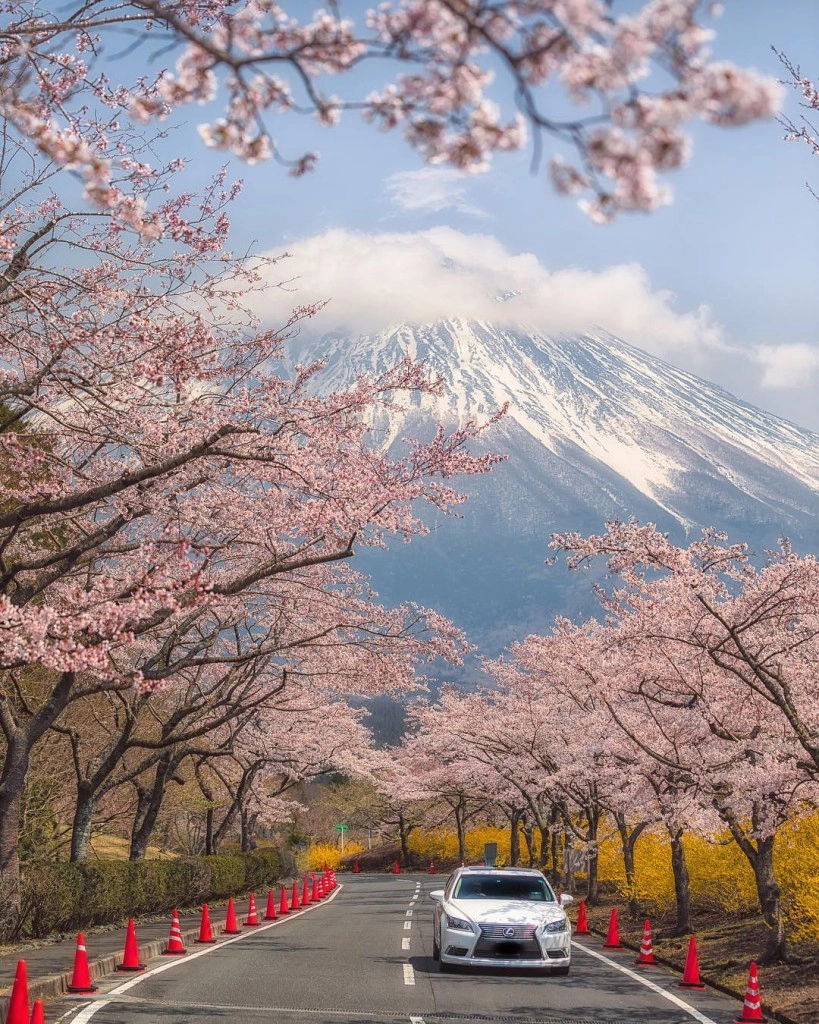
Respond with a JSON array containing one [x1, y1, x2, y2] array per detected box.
[[253, 227, 726, 360]]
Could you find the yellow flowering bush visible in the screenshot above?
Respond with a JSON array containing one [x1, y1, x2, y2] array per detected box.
[[301, 841, 364, 872]]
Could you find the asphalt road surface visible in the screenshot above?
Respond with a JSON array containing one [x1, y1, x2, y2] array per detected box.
[[55, 874, 747, 1024]]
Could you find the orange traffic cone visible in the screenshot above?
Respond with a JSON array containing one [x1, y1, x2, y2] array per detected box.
[[291, 880, 301, 910], [302, 876, 311, 906], [265, 890, 277, 920], [429, 861, 436, 874], [574, 898, 590, 936], [312, 876, 320, 902], [330, 870, 337, 887], [393, 860, 400, 874], [602, 907, 623, 949], [634, 920, 657, 966], [735, 962, 767, 1022], [7, 960, 30, 1024], [678, 935, 707, 990], [196, 904, 216, 944], [116, 919, 145, 972], [245, 893, 260, 926], [163, 909, 188, 955], [353, 860, 360, 873], [67, 932, 98, 992], [223, 897, 241, 935], [279, 886, 290, 915], [30, 1000, 45, 1024]]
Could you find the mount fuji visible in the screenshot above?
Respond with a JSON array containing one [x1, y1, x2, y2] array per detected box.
[[295, 319, 819, 657]]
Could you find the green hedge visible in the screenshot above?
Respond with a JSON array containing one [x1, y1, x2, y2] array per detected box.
[[19, 849, 282, 938]]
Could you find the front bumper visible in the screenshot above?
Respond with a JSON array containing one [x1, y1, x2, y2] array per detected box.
[[440, 924, 571, 968]]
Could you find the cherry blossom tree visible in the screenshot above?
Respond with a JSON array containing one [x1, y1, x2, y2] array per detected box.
[[1, 2, 782, 223], [549, 521, 819, 961], [0, 125, 499, 934]]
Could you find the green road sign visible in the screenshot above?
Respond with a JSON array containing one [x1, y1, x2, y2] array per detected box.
[[335, 823, 348, 832]]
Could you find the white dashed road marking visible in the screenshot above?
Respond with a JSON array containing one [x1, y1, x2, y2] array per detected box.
[[403, 920, 412, 930], [572, 942, 719, 1024], [405, 909, 413, 917], [409, 1017, 425, 1023], [402, 963, 415, 986], [402, 937, 410, 950]]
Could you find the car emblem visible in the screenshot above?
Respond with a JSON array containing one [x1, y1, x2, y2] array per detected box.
[[502, 927, 516, 938]]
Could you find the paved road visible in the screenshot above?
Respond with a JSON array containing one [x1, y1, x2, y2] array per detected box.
[[53, 875, 747, 1024]]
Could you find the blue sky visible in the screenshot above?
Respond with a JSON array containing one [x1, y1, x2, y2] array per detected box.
[[124, 1, 819, 427]]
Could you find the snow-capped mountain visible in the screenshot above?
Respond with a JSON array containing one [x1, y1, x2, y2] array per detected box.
[[295, 319, 819, 654]]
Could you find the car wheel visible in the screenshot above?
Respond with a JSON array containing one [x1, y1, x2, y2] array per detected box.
[[432, 934, 440, 961], [552, 965, 570, 976]]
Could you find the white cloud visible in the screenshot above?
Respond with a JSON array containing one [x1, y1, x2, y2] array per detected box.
[[753, 343, 819, 388], [251, 227, 725, 357], [385, 169, 488, 218]]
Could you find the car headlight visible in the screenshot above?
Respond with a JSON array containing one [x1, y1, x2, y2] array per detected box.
[[445, 913, 475, 932], [545, 918, 568, 933]]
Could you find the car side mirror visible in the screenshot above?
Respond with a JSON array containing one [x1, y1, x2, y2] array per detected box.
[[429, 889, 445, 903], [559, 893, 574, 907]]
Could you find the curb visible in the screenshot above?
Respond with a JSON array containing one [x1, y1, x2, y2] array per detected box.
[[0, 919, 226, 1024], [580, 924, 801, 1024]]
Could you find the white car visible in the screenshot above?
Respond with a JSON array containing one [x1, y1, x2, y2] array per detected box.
[[430, 866, 573, 974]]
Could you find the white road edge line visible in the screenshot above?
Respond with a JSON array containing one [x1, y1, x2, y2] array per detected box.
[[403, 920, 412, 930], [67, 884, 344, 1024], [571, 941, 718, 1024], [402, 937, 410, 950], [402, 963, 415, 986]]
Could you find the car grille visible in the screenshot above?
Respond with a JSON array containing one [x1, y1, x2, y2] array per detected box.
[[473, 923, 542, 960]]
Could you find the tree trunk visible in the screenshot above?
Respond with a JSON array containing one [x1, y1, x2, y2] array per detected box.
[[751, 835, 787, 964], [129, 756, 173, 861], [522, 820, 536, 867], [668, 827, 692, 936], [205, 807, 216, 855], [454, 800, 466, 863], [509, 809, 521, 866], [0, 781, 23, 941], [398, 813, 411, 866], [0, 671, 76, 940], [70, 787, 95, 863], [586, 849, 599, 904], [615, 814, 647, 919], [537, 825, 550, 870]]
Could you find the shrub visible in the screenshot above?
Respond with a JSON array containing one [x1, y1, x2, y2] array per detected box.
[[18, 848, 282, 938]]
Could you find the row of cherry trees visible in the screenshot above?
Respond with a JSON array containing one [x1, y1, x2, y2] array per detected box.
[[375, 523, 819, 965]]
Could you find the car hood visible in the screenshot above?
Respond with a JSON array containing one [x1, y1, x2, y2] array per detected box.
[[446, 899, 566, 928]]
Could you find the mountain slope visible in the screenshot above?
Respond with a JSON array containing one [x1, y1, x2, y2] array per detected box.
[[294, 320, 819, 653]]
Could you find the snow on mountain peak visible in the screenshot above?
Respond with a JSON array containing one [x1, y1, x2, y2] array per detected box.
[[297, 319, 819, 526]]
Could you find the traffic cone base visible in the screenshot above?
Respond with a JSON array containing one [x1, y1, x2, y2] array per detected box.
[[574, 899, 591, 936], [735, 962, 767, 1022], [67, 932, 99, 992], [116, 919, 145, 972], [678, 935, 706, 990], [7, 960, 30, 1024], [602, 907, 623, 949]]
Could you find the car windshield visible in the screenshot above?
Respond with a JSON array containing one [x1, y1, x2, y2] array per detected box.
[[453, 874, 554, 902]]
